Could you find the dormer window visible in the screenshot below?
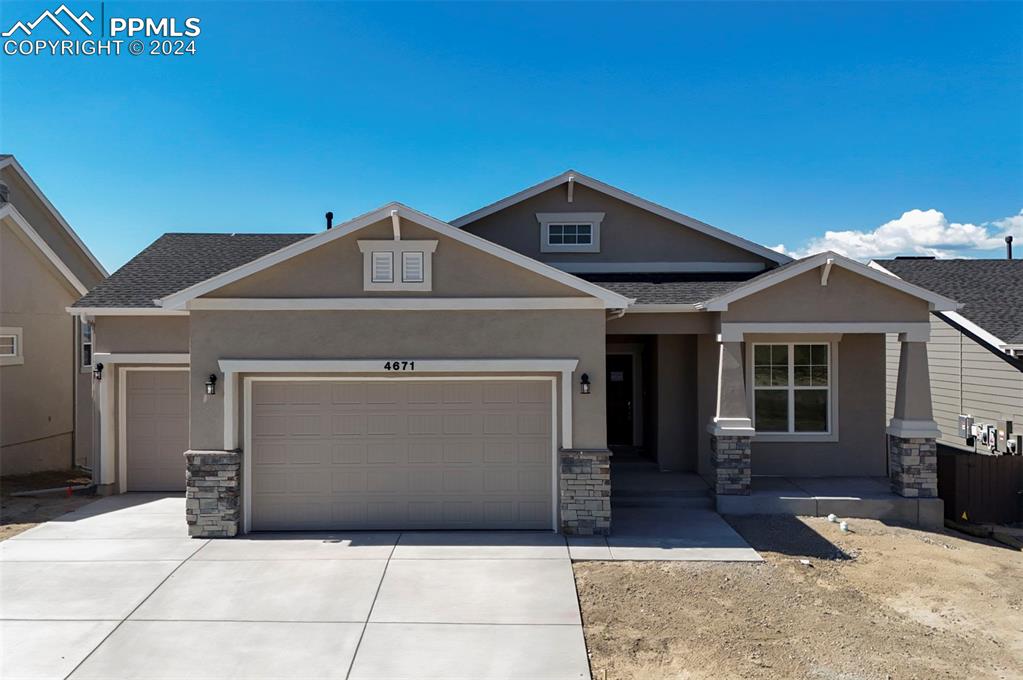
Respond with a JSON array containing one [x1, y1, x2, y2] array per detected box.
[[537, 212, 604, 253], [358, 240, 437, 291]]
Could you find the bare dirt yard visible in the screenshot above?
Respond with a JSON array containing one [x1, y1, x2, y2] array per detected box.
[[575, 515, 1023, 680], [0, 470, 96, 540]]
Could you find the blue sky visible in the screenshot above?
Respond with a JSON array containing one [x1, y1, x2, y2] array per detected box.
[[1, 1, 1021, 271]]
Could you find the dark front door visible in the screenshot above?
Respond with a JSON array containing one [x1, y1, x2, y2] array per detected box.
[[607, 354, 634, 446]]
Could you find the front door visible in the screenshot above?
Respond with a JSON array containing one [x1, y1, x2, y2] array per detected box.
[[606, 355, 634, 446]]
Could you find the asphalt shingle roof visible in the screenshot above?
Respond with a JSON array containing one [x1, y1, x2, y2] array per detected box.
[[875, 258, 1023, 345], [579, 273, 754, 305], [73, 233, 312, 308]]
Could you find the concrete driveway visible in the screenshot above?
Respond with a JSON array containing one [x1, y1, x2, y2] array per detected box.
[[0, 494, 590, 680]]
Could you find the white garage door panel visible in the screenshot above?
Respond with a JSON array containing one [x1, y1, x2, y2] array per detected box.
[[250, 380, 553, 531], [125, 371, 189, 492]]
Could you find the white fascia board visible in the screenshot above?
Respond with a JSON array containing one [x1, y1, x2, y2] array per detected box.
[[627, 303, 703, 313], [450, 169, 792, 265], [548, 261, 766, 274], [93, 352, 190, 364], [936, 311, 1009, 351], [0, 156, 109, 277], [188, 297, 604, 311], [66, 306, 189, 316], [720, 321, 931, 342], [219, 358, 579, 374], [1, 204, 88, 295], [703, 251, 960, 312], [156, 202, 633, 310]]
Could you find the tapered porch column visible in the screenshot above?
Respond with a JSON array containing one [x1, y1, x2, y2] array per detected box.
[[888, 338, 941, 498], [707, 341, 755, 495]]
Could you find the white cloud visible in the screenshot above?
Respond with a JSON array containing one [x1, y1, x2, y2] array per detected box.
[[773, 209, 1023, 261]]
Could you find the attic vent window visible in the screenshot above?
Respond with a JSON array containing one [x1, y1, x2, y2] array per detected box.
[[358, 240, 437, 292], [537, 212, 604, 253]]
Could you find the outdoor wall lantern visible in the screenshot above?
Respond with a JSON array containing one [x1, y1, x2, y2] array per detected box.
[[580, 373, 591, 395], [205, 373, 218, 396], [93, 362, 104, 381]]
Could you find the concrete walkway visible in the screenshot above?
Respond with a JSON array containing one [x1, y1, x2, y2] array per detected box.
[[0, 494, 590, 680]]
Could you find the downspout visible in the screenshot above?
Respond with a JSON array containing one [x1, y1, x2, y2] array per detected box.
[[71, 315, 77, 470]]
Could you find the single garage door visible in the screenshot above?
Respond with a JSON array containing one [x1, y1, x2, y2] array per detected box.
[[125, 370, 189, 491], [249, 379, 553, 531]]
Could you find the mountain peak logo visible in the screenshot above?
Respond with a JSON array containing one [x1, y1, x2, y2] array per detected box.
[[2, 4, 94, 37]]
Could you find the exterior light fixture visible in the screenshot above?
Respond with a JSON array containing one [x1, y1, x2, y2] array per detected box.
[[93, 362, 104, 381], [205, 373, 218, 396], [580, 373, 591, 395]]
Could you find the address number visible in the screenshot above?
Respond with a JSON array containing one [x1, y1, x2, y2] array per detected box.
[[384, 361, 415, 371]]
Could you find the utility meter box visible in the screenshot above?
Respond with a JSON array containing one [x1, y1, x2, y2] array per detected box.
[[957, 414, 974, 439]]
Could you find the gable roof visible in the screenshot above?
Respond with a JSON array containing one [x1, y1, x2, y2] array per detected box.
[[872, 258, 1023, 347], [579, 273, 751, 306], [154, 202, 634, 310], [699, 251, 960, 312], [0, 155, 108, 278], [1, 203, 89, 295], [450, 170, 792, 266], [71, 233, 309, 310]]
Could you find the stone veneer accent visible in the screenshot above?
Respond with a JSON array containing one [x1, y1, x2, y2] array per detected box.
[[559, 448, 611, 535], [888, 435, 937, 498], [711, 435, 752, 495], [185, 450, 241, 538]]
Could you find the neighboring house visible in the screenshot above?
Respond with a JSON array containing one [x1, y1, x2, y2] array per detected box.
[[872, 256, 1023, 455], [69, 170, 957, 537], [0, 155, 107, 475]]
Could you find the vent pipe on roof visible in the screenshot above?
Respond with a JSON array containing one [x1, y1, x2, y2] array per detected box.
[[325, 211, 333, 230], [1007, 235, 1014, 260]]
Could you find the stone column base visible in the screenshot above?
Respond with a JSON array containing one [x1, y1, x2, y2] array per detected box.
[[559, 448, 611, 535], [888, 435, 937, 498], [185, 450, 241, 538], [711, 435, 752, 495]]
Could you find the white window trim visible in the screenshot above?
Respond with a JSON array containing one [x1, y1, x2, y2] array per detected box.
[[358, 240, 437, 291], [537, 212, 604, 253], [747, 340, 839, 443], [0, 327, 24, 366], [80, 320, 94, 372]]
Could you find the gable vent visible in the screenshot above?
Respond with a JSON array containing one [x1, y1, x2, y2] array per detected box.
[[402, 251, 425, 283], [371, 251, 394, 283]]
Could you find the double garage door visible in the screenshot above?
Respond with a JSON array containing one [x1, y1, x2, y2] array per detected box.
[[249, 379, 554, 531]]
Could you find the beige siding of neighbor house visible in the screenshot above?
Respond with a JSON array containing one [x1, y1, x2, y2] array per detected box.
[[209, 218, 587, 299], [1, 222, 78, 473], [460, 183, 776, 268], [188, 309, 607, 452], [887, 315, 1023, 451]]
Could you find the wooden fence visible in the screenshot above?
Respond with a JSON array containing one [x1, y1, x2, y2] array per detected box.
[[937, 448, 1023, 524]]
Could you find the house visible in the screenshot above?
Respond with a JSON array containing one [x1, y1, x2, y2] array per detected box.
[[68, 171, 958, 537], [871, 255, 1022, 455], [1, 155, 107, 475]]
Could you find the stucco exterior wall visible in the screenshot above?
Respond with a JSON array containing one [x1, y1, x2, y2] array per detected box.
[[94, 316, 191, 354], [649, 334, 698, 471], [1, 222, 77, 473], [187, 309, 607, 451], [461, 183, 775, 268], [1, 165, 105, 290], [607, 312, 715, 335], [722, 267, 931, 323], [208, 218, 586, 299]]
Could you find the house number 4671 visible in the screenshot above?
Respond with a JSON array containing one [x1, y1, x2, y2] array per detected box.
[[383, 361, 415, 371]]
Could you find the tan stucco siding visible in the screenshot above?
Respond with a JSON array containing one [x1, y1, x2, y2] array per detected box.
[[94, 316, 191, 354], [188, 309, 607, 451], [607, 311, 715, 335], [461, 183, 775, 267], [722, 267, 931, 323], [1, 166, 105, 289], [752, 334, 888, 476], [206, 218, 586, 299], [1, 222, 76, 470]]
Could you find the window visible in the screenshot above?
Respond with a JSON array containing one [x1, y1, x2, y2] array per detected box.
[[752, 343, 831, 434], [81, 322, 93, 370], [371, 251, 394, 283], [0, 327, 24, 366], [358, 240, 437, 291], [401, 251, 425, 283], [537, 212, 604, 253]]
